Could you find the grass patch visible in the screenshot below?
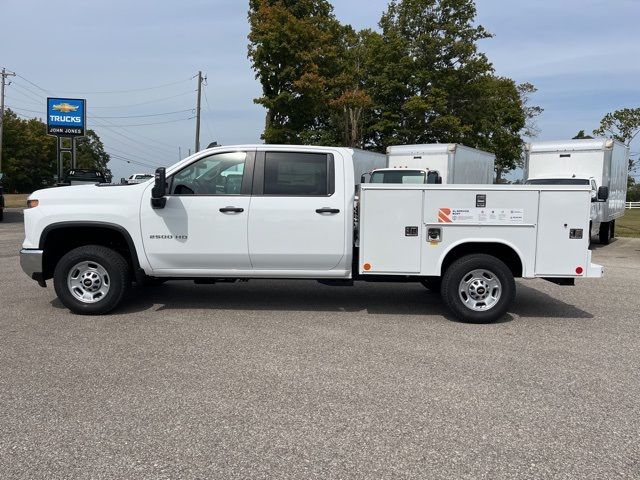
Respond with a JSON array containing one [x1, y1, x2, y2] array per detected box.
[[617, 209, 640, 238], [3, 193, 29, 209]]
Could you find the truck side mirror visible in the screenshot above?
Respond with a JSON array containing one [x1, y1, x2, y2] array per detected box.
[[151, 167, 167, 209], [597, 186, 609, 202]]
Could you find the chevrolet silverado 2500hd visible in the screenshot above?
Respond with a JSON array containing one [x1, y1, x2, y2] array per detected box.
[[20, 145, 603, 323]]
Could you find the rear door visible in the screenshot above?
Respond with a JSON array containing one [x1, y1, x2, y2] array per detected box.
[[248, 150, 346, 271]]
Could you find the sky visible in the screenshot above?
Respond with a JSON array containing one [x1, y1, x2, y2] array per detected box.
[[1, 0, 639, 180]]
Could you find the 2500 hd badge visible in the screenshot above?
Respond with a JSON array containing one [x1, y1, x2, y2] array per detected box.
[[149, 235, 188, 240]]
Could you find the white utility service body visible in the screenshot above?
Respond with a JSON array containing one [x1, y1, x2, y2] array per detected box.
[[525, 139, 629, 243], [21, 144, 601, 323], [385, 144, 495, 184]]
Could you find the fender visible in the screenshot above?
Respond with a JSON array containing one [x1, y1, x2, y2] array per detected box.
[[39, 221, 146, 281], [437, 238, 527, 277]]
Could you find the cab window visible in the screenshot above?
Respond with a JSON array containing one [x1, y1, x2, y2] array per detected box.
[[170, 151, 247, 195], [263, 152, 333, 196]]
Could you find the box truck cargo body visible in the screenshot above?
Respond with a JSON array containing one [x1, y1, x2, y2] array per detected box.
[[386, 144, 495, 184], [524, 139, 629, 244]]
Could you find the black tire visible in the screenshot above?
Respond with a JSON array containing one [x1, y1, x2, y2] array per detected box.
[[441, 254, 516, 323], [54, 245, 130, 315], [419, 277, 441, 292], [0, 208, 3, 222], [610, 220, 615, 239], [599, 221, 611, 245]]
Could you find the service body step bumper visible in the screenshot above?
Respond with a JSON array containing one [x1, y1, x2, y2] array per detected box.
[[20, 249, 46, 287]]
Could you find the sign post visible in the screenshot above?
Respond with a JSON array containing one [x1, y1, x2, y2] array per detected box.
[[46, 98, 86, 184]]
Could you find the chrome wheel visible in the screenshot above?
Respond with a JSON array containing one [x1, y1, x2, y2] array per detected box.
[[458, 269, 502, 312], [67, 261, 111, 304]]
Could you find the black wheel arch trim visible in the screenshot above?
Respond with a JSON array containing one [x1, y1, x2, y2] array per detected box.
[[39, 221, 145, 282]]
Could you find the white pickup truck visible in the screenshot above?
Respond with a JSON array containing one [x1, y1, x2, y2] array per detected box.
[[20, 145, 603, 323]]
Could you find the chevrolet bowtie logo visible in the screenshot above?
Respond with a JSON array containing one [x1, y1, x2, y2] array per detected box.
[[52, 102, 79, 113]]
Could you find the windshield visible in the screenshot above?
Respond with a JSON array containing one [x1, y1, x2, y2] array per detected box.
[[370, 170, 426, 184], [525, 178, 589, 185]]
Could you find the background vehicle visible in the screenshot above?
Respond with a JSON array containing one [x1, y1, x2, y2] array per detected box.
[[524, 139, 629, 244], [127, 173, 154, 184], [384, 144, 495, 184], [21, 145, 601, 323], [367, 168, 442, 185], [63, 169, 109, 186]]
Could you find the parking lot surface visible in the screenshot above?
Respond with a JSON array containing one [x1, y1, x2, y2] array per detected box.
[[1, 209, 639, 479]]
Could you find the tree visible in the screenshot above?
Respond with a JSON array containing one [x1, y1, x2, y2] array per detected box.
[[593, 107, 640, 172], [248, 0, 345, 144], [247, 0, 541, 180], [517, 82, 543, 138], [573, 130, 594, 140], [0, 109, 110, 193], [76, 130, 111, 176]]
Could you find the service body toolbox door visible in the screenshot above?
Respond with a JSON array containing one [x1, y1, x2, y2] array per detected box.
[[359, 186, 423, 274], [535, 188, 591, 276]]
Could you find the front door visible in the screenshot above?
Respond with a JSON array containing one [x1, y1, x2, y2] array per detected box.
[[248, 150, 346, 271], [140, 150, 254, 272]]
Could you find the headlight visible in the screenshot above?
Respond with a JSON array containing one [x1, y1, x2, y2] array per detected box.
[[27, 199, 39, 209]]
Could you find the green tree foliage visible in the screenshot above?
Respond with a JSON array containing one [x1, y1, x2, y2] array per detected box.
[[248, 0, 540, 179], [1, 109, 110, 193], [573, 130, 594, 140], [593, 107, 640, 173], [248, 0, 346, 144]]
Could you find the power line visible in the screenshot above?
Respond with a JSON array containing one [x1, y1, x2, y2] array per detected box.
[[9, 82, 45, 102], [90, 90, 195, 109], [91, 108, 194, 119], [107, 152, 157, 169], [8, 105, 195, 125], [202, 87, 216, 143], [91, 121, 178, 156], [17, 73, 192, 94], [94, 116, 195, 128]]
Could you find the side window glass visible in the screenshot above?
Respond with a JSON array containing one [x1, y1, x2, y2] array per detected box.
[[171, 151, 247, 195], [264, 152, 332, 196]]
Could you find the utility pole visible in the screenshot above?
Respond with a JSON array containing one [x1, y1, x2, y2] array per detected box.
[[195, 71, 207, 153], [0, 68, 16, 175]]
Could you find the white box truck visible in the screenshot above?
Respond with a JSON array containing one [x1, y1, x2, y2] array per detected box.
[[524, 139, 629, 244], [21, 145, 601, 323], [370, 144, 495, 184]]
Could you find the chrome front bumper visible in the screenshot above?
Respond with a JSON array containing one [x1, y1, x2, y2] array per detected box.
[[20, 249, 46, 286]]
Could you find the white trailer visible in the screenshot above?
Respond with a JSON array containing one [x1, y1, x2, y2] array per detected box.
[[385, 144, 495, 184], [524, 139, 629, 244]]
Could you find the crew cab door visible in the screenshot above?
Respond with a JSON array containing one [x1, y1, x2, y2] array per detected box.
[[140, 150, 255, 272], [248, 150, 346, 271]]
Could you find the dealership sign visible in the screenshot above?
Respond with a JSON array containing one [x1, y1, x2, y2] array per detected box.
[[47, 98, 86, 136]]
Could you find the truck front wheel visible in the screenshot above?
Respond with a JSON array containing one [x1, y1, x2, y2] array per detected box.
[[53, 245, 130, 315], [441, 254, 515, 323]]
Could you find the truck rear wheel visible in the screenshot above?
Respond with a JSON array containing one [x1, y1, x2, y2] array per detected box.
[[54, 245, 130, 315], [441, 254, 515, 323], [599, 221, 611, 245]]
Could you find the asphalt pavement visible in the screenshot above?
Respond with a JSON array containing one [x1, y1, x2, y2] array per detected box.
[[1, 209, 639, 479]]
